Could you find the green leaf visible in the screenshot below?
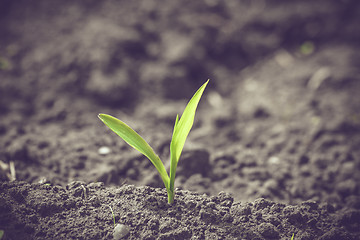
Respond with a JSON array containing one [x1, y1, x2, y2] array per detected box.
[[291, 233, 295, 240], [98, 114, 169, 188], [168, 79, 209, 202], [99, 79, 209, 204], [170, 79, 209, 163]]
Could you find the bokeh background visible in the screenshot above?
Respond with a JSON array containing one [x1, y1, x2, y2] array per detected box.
[[1, 0, 360, 206]]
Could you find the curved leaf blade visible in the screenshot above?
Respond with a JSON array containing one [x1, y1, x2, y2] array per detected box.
[[170, 79, 209, 163], [98, 114, 169, 187], [168, 80, 209, 203]]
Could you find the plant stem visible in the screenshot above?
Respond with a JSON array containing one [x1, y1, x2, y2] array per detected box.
[[167, 189, 174, 204]]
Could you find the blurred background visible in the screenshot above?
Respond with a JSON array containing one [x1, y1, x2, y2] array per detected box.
[[1, 0, 359, 205]]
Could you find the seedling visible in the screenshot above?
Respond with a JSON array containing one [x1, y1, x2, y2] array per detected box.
[[98, 80, 209, 204], [109, 205, 116, 227]]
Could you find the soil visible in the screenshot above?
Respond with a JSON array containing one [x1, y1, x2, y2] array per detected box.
[[1, 0, 360, 239]]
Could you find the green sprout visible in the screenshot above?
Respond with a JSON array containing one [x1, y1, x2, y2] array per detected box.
[[98, 80, 209, 204], [0, 230, 4, 239], [300, 41, 315, 55], [0, 57, 11, 70], [109, 205, 116, 227]]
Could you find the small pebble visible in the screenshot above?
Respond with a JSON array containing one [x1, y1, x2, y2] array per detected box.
[[98, 146, 111, 155], [113, 224, 130, 240], [268, 156, 280, 164]]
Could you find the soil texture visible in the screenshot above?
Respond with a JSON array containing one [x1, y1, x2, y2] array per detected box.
[[1, 0, 360, 239]]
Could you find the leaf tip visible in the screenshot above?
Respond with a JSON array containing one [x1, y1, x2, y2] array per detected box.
[[98, 113, 110, 122]]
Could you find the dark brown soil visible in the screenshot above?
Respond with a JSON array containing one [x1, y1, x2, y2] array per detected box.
[[1, 0, 360, 239]]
